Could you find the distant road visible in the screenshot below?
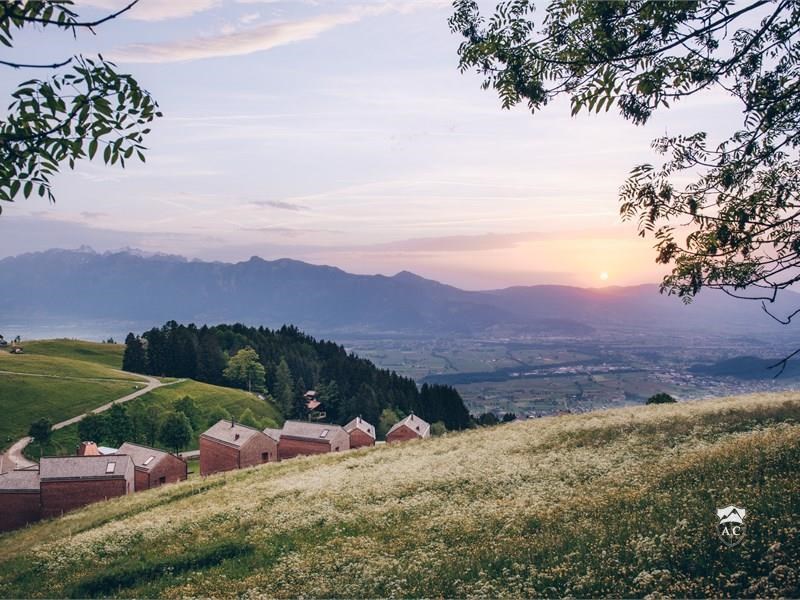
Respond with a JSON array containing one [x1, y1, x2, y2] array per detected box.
[[1, 371, 184, 471]]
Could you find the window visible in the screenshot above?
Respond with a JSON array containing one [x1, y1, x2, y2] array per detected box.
[[143, 456, 155, 466], [319, 429, 329, 438], [158, 476, 166, 485], [261, 452, 269, 462], [105, 462, 116, 474]]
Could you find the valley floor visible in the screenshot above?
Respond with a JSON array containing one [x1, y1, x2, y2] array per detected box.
[[0, 392, 798, 598]]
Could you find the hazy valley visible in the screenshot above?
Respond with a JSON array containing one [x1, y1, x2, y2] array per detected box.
[[2, 248, 799, 417]]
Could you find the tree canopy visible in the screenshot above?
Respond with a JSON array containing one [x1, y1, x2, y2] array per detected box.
[[450, 0, 800, 365], [223, 347, 266, 392], [28, 417, 52, 446], [0, 0, 160, 213], [159, 411, 192, 454], [125, 321, 474, 430]]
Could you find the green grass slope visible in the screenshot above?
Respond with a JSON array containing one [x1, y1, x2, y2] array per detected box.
[[36, 379, 283, 458], [0, 341, 145, 451], [19, 339, 125, 368], [1, 392, 798, 598]]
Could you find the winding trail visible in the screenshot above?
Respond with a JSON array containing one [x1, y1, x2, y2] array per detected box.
[[1, 371, 184, 471]]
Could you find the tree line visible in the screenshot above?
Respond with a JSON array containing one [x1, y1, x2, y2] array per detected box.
[[123, 322, 473, 431]]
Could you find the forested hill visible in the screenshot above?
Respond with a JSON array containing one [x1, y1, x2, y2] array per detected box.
[[122, 322, 471, 431]]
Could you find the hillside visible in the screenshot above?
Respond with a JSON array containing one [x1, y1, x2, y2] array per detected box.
[[0, 340, 282, 459], [0, 392, 797, 597], [36, 379, 283, 459], [3, 247, 796, 337], [0, 341, 145, 451]]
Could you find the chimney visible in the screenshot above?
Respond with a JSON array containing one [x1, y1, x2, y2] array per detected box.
[[234, 433, 240, 441], [231, 419, 235, 428]]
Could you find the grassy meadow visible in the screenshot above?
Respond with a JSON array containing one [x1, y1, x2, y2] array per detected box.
[[0, 392, 798, 597], [0, 342, 145, 451], [28, 379, 283, 459], [18, 339, 125, 369]]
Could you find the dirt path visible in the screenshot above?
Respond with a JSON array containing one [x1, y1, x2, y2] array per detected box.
[[1, 372, 184, 471]]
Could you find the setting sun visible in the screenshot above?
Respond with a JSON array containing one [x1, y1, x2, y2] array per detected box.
[[599, 271, 609, 281]]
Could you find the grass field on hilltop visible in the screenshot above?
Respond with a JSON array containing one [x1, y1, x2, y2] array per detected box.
[[27, 379, 283, 459], [0, 375, 144, 451], [1, 340, 282, 458], [18, 339, 125, 369], [1, 392, 798, 598], [0, 352, 137, 382], [0, 341, 145, 451]]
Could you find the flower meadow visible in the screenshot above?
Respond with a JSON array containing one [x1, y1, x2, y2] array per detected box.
[[0, 392, 798, 598]]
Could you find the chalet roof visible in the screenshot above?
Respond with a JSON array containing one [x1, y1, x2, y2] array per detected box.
[[0, 469, 40, 492], [344, 416, 376, 439], [40, 455, 133, 480], [280, 420, 347, 445], [306, 399, 322, 411], [262, 427, 282, 442], [387, 413, 430, 437], [201, 420, 265, 449], [117, 442, 180, 471]]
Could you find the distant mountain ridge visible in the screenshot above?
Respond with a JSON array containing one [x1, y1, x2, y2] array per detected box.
[[0, 247, 796, 338]]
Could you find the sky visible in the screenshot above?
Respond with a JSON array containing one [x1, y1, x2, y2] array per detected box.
[[0, 0, 747, 290]]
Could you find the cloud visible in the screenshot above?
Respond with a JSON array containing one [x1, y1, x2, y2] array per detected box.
[[250, 199, 308, 211], [76, 0, 221, 21], [110, 5, 389, 63], [240, 12, 261, 24]]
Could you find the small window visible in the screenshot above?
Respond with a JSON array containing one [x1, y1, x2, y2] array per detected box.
[[105, 462, 116, 474], [261, 452, 269, 462], [158, 476, 166, 485], [319, 429, 329, 438], [143, 456, 155, 466]]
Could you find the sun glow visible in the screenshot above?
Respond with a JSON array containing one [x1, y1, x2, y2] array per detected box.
[[599, 271, 609, 281]]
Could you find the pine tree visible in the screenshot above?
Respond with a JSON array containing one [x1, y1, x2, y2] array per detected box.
[[197, 329, 226, 384], [274, 358, 294, 416], [122, 333, 147, 373], [291, 377, 308, 419]]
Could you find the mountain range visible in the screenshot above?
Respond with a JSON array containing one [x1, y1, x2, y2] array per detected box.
[[1, 247, 797, 339]]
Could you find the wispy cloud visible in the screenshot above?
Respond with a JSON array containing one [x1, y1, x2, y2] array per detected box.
[[250, 199, 309, 211], [77, 0, 221, 21], [80, 211, 110, 220], [110, 4, 393, 63]]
